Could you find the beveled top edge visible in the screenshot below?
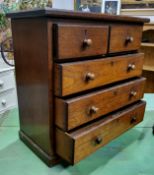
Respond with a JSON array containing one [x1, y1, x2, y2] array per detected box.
[[7, 7, 150, 23]]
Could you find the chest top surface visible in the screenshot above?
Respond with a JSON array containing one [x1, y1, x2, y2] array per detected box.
[[7, 7, 149, 24]]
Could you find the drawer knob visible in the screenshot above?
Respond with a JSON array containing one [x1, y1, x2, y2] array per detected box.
[[85, 72, 95, 82], [130, 91, 137, 97], [126, 36, 134, 43], [0, 80, 4, 87], [83, 38, 92, 47], [95, 136, 102, 145], [1, 99, 6, 106], [88, 106, 99, 115], [128, 64, 136, 71], [130, 116, 137, 124]]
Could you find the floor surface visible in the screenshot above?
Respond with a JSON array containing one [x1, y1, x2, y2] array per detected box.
[[0, 94, 154, 175]]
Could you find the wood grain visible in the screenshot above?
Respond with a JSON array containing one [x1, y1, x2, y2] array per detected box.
[[7, 8, 149, 23], [55, 78, 145, 131], [109, 25, 143, 53], [143, 70, 154, 92], [141, 47, 154, 69], [54, 24, 109, 60], [11, 18, 57, 163], [55, 53, 144, 96], [56, 101, 146, 164]]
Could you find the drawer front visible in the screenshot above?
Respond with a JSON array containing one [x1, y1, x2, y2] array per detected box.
[[0, 89, 17, 112], [109, 25, 143, 53], [55, 53, 144, 96], [54, 24, 109, 60], [0, 70, 15, 93], [56, 101, 146, 164], [55, 78, 145, 131]]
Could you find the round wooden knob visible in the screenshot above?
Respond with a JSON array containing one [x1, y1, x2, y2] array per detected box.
[[130, 116, 137, 124], [126, 36, 134, 43], [88, 106, 99, 115], [130, 91, 137, 97], [128, 64, 136, 70], [0, 80, 4, 87], [85, 72, 95, 82], [83, 38, 92, 47], [95, 136, 102, 145], [1, 99, 6, 106]]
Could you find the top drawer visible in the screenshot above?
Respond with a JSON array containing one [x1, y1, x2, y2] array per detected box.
[[109, 25, 143, 53], [54, 24, 109, 60]]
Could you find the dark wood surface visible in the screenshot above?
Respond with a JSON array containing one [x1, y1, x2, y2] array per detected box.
[[54, 24, 109, 59], [56, 101, 146, 164], [11, 18, 57, 163], [7, 8, 149, 23], [55, 78, 145, 131], [109, 25, 143, 53], [143, 70, 154, 92], [55, 53, 144, 96], [19, 131, 60, 166]]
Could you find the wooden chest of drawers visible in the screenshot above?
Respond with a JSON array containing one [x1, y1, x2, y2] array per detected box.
[[8, 8, 149, 166]]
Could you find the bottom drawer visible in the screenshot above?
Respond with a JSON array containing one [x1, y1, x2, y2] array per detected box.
[[56, 101, 146, 164]]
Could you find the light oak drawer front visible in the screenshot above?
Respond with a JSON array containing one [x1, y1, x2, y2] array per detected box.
[[55, 78, 145, 131], [55, 53, 144, 96], [109, 25, 143, 53], [56, 101, 146, 164], [54, 24, 109, 60]]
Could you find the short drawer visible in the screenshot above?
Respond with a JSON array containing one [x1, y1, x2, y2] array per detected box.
[[55, 53, 144, 96], [55, 78, 145, 131], [109, 25, 143, 53], [54, 24, 109, 60], [56, 101, 146, 164], [0, 70, 15, 93]]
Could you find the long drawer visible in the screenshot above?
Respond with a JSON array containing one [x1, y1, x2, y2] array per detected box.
[[56, 101, 146, 164], [55, 78, 145, 131], [55, 53, 144, 97]]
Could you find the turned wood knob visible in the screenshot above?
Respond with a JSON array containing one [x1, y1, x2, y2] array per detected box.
[[128, 64, 136, 70], [83, 38, 92, 47], [85, 72, 95, 82], [130, 116, 137, 124], [126, 36, 134, 43], [1, 99, 6, 106], [130, 91, 137, 97], [95, 136, 102, 145], [88, 106, 99, 115], [0, 80, 4, 87]]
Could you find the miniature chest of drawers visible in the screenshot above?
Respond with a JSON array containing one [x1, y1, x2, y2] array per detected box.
[[8, 8, 149, 166]]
